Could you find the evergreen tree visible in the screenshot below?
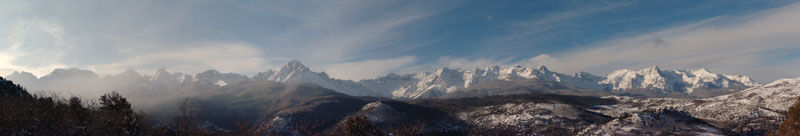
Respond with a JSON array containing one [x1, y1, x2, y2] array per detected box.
[[98, 91, 145, 135]]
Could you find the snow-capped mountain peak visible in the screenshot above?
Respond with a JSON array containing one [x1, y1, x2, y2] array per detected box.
[[723, 74, 761, 87], [599, 66, 760, 93], [601, 67, 667, 91], [148, 68, 193, 85], [1, 61, 763, 100], [365, 65, 608, 99], [282, 60, 310, 72], [267, 60, 317, 82], [193, 69, 248, 86], [247, 61, 380, 96], [253, 70, 276, 81]]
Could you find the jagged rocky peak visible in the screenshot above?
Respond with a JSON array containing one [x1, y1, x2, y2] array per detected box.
[[646, 66, 661, 71], [486, 65, 501, 71], [198, 69, 220, 75], [683, 68, 721, 80], [600, 66, 760, 92], [282, 60, 310, 72], [433, 67, 461, 76], [531, 65, 554, 74], [641, 66, 663, 76], [268, 61, 318, 81], [253, 70, 276, 81], [194, 69, 248, 84], [193, 69, 219, 83], [610, 66, 660, 75], [602, 66, 665, 89], [267, 60, 315, 81]]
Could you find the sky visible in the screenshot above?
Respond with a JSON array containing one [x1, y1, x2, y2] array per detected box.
[[1, 0, 800, 83]]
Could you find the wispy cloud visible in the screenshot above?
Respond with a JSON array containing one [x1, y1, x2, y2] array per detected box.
[[253, 1, 450, 63], [322, 56, 417, 80], [89, 42, 269, 75], [2, 0, 798, 83], [0, 20, 71, 76], [0, 0, 451, 79], [439, 2, 800, 82], [544, 2, 800, 81], [493, 1, 633, 42], [238, 1, 452, 79]]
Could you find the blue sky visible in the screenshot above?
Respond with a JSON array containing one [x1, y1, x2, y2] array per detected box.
[[1, 0, 800, 82]]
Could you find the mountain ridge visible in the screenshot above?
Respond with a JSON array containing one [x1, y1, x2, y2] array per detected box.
[[590, 77, 800, 134], [4, 61, 762, 99]]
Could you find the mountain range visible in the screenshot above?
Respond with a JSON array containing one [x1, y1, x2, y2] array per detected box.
[[5, 60, 761, 99]]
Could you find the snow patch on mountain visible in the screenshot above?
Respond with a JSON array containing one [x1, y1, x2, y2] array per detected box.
[[588, 77, 800, 133], [360, 102, 403, 123], [214, 80, 227, 87], [579, 108, 724, 135], [690, 77, 800, 122], [458, 102, 611, 134]]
